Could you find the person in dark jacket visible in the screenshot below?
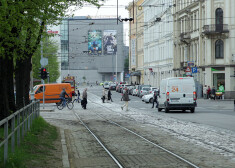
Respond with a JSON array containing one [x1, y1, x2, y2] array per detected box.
[[81, 88, 88, 109], [108, 89, 113, 102], [76, 89, 81, 103], [152, 91, 158, 108], [121, 87, 130, 111], [59, 88, 69, 107], [211, 86, 216, 100]]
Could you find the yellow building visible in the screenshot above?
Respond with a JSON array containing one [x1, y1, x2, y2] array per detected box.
[[127, 0, 145, 84]]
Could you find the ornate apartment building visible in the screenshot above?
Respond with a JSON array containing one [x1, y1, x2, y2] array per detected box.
[[173, 0, 235, 98], [127, 0, 145, 85], [142, 0, 174, 87]]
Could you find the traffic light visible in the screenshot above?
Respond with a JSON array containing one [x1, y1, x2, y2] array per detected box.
[[40, 67, 48, 80]]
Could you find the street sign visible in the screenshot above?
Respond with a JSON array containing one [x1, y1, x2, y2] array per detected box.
[[185, 66, 191, 72], [125, 74, 130, 78], [192, 67, 197, 73], [40, 57, 48, 66]]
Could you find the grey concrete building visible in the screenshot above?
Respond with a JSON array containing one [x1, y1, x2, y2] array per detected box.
[[60, 16, 126, 84]]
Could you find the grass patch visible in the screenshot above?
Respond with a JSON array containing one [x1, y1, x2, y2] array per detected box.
[[0, 117, 62, 168]]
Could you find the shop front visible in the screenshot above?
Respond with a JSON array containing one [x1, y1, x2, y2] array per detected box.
[[212, 67, 225, 99]]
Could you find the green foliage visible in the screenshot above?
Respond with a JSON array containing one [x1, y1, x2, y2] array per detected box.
[[124, 57, 129, 71], [0, 117, 58, 168], [83, 76, 86, 82], [32, 38, 60, 83]]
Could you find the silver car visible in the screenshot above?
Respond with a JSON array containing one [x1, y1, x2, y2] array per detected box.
[[140, 87, 151, 97], [142, 93, 154, 103], [103, 82, 110, 89]]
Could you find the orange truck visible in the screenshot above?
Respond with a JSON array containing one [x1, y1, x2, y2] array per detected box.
[[62, 76, 76, 96], [32, 83, 72, 103]]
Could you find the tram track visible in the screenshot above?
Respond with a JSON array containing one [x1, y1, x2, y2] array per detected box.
[[72, 101, 200, 168], [88, 94, 235, 156]]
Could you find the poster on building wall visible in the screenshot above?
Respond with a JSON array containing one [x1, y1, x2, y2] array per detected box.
[[88, 30, 102, 55], [103, 30, 117, 55], [131, 39, 136, 66]]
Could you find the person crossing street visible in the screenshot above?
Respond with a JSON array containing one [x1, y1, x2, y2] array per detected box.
[[121, 87, 130, 111]]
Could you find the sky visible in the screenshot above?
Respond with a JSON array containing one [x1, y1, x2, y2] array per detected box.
[[70, 0, 134, 45]]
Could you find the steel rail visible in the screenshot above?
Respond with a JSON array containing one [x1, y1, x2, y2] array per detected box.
[[90, 99, 200, 168], [73, 112, 124, 168]]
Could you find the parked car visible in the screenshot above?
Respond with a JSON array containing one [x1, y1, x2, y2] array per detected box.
[[121, 84, 131, 93], [137, 85, 151, 97], [109, 83, 116, 90], [129, 85, 135, 95], [142, 93, 153, 103], [140, 87, 151, 97], [118, 84, 125, 93], [148, 87, 158, 94], [103, 82, 110, 89], [116, 84, 120, 92], [132, 85, 139, 96]]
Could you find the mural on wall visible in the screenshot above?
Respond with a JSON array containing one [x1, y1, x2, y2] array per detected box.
[[103, 30, 117, 55], [88, 30, 102, 55]]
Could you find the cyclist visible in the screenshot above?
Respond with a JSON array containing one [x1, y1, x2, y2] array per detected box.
[[60, 88, 69, 107]]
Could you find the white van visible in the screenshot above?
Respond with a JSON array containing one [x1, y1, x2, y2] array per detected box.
[[158, 77, 197, 113]]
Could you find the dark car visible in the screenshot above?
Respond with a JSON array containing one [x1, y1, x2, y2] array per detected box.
[[109, 83, 116, 90]]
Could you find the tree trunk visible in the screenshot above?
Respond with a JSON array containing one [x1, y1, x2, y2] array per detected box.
[[15, 57, 32, 109], [6, 57, 16, 113], [0, 57, 10, 121], [15, 59, 25, 109]]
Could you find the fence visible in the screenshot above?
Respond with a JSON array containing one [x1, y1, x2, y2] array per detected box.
[[0, 100, 40, 165]]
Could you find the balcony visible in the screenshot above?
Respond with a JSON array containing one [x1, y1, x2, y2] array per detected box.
[[203, 24, 229, 35], [180, 32, 191, 44]]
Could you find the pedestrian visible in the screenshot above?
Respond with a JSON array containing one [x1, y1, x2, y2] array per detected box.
[[108, 88, 113, 102], [81, 88, 88, 109], [211, 86, 216, 100], [207, 86, 211, 99], [152, 91, 158, 108], [203, 85, 207, 99], [76, 89, 81, 103], [102, 88, 107, 103], [121, 87, 130, 111]]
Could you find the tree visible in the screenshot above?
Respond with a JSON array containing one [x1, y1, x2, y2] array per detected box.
[[32, 38, 60, 84], [0, 0, 101, 121]]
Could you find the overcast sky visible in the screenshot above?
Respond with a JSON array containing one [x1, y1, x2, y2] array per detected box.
[[73, 0, 132, 18], [71, 0, 133, 45]]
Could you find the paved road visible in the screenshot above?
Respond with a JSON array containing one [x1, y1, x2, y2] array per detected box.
[[40, 86, 235, 168], [87, 86, 235, 132]]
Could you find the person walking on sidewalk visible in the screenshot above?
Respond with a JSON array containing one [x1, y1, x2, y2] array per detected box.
[[81, 88, 88, 109], [211, 86, 216, 100], [203, 85, 207, 99], [152, 91, 158, 108], [102, 88, 107, 103], [121, 87, 130, 111], [207, 86, 211, 99], [108, 88, 113, 102], [77, 89, 81, 103]]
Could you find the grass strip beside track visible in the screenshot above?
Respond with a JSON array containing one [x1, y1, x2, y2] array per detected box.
[[0, 117, 62, 168]]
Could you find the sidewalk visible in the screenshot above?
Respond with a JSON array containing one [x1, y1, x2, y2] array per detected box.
[[197, 98, 234, 110]]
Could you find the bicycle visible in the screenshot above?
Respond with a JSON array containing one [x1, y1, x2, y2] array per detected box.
[[73, 96, 81, 104], [57, 97, 74, 110]]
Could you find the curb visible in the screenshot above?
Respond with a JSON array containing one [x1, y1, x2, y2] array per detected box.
[[60, 129, 70, 168]]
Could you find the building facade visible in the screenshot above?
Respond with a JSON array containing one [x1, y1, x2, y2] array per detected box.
[[173, 0, 235, 98], [60, 16, 126, 83], [143, 0, 174, 87], [128, 0, 145, 85]]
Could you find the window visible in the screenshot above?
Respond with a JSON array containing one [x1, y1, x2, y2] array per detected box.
[[216, 8, 223, 32], [216, 8, 223, 25], [215, 40, 224, 59]]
